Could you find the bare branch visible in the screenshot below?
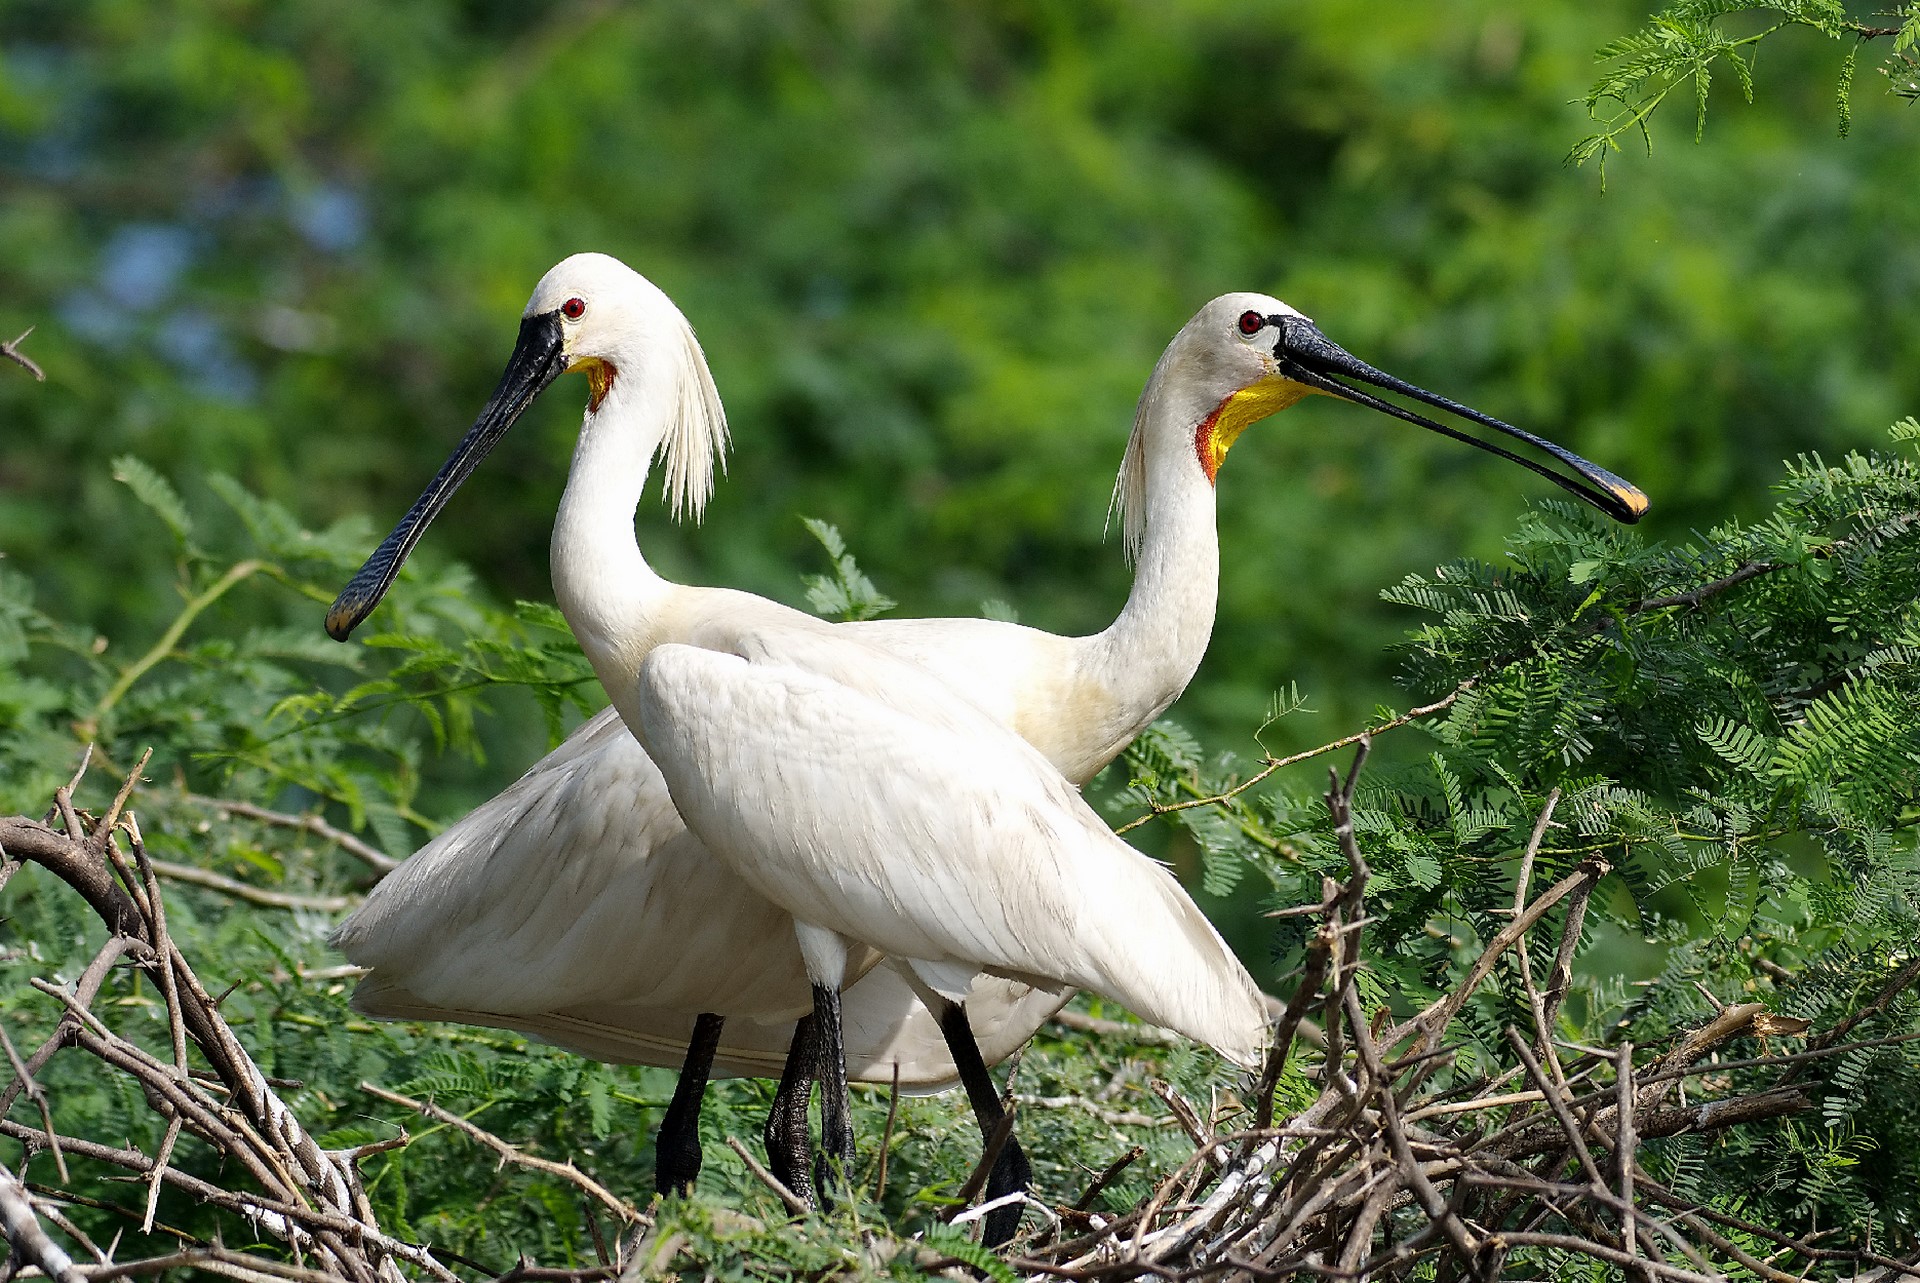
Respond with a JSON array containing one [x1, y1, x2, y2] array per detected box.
[[1, 779, 454, 1283], [723, 1136, 809, 1217], [1386, 856, 1611, 1057], [181, 794, 399, 875], [0, 1023, 67, 1184], [1073, 1146, 1143, 1212], [1048, 1009, 1185, 1048], [2, 326, 45, 382], [145, 857, 355, 912], [0, 1166, 83, 1283], [1114, 686, 1462, 834], [359, 1081, 643, 1226]]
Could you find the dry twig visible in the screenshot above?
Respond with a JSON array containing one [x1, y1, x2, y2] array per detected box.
[[181, 793, 399, 874], [0, 763, 456, 1283], [1, 326, 45, 382], [2, 726, 1910, 1281], [359, 1081, 642, 1227], [724, 1136, 810, 1217], [1003, 744, 1880, 1282]]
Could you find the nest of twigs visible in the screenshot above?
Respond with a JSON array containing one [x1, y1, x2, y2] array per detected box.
[[2, 745, 1917, 1281]]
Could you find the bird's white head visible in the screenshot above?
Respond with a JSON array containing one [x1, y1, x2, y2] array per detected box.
[[1156, 293, 1319, 484], [1110, 291, 1649, 559], [325, 252, 729, 641], [526, 252, 729, 521]]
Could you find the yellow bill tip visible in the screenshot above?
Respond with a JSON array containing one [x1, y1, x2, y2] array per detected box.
[[1612, 483, 1651, 523], [325, 600, 367, 642]]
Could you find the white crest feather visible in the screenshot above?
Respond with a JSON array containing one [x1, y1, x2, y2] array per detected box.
[[1106, 412, 1149, 564], [1105, 339, 1181, 563], [656, 313, 730, 523]]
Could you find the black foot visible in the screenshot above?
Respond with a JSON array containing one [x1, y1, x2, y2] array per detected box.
[[654, 1119, 702, 1197], [766, 1013, 819, 1207], [655, 1012, 724, 1197], [813, 1150, 837, 1210]]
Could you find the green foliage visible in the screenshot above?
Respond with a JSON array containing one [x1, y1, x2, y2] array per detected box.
[[0, 467, 1241, 1269], [6, 432, 1920, 1271], [1575, 1, 1920, 177], [801, 517, 898, 622], [3, 3, 1920, 1270], [1117, 422, 1920, 1258], [6, 0, 1920, 781], [0, 462, 600, 853]]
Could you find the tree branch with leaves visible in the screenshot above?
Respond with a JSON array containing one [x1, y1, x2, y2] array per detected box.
[[1573, 1, 1920, 181]]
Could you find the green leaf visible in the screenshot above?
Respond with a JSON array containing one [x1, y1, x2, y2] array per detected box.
[[111, 456, 194, 548], [920, 1226, 1019, 1283], [799, 516, 896, 622], [0, 567, 38, 665]]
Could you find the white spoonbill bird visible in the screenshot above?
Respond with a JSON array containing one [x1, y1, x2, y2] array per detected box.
[[326, 254, 1647, 1229]]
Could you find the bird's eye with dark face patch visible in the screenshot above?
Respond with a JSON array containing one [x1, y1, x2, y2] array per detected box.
[[1237, 310, 1264, 336], [561, 297, 587, 321]]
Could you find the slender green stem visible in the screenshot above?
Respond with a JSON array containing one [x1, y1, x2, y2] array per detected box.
[[81, 559, 268, 740], [1114, 683, 1470, 837], [248, 673, 599, 749]]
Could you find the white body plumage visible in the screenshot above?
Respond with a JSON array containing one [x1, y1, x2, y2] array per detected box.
[[333, 254, 1293, 1085]]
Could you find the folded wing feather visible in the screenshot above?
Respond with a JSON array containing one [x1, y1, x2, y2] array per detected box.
[[634, 635, 1268, 1068]]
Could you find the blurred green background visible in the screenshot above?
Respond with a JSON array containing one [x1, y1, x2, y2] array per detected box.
[[3, 0, 1917, 814]]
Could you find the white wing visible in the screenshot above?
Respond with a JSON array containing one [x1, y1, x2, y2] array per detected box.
[[332, 708, 818, 1018], [634, 635, 1268, 1067], [332, 705, 1075, 1085]]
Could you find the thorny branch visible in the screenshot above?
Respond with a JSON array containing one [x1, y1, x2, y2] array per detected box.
[[1113, 686, 1469, 835], [357, 1082, 643, 1227], [0, 756, 647, 1281], [181, 793, 399, 875], [1001, 740, 1918, 1282]]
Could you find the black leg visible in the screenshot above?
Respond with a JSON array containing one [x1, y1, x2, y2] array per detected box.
[[811, 983, 857, 1206], [765, 1013, 818, 1207], [655, 1012, 725, 1197], [940, 1000, 1032, 1249]]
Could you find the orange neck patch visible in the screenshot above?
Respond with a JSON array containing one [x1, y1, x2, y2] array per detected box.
[[575, 357, 617, 411], [1194, 379, 1312, 482]]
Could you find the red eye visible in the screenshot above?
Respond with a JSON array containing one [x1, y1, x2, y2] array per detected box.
[[1238, 310, 1264, 336], [561, 297, 586, 321]]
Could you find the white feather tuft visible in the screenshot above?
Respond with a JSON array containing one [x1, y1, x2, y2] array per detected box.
[[656, 314, 730, 523], [1106, 338, 1182, 563], [1105, 418, 1147, 564]]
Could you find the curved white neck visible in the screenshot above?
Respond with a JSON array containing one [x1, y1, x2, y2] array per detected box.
[[550, 354, 1223, 749], [1084, 418, 1219, 725], [550, 377, 671, 665]]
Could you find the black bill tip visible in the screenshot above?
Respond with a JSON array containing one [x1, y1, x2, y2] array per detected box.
[[326, 538, 408, 641]]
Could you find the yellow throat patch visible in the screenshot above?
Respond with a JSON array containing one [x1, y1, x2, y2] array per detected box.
[[1196, 378, 1312, 482], [571, 356, 617, 411]]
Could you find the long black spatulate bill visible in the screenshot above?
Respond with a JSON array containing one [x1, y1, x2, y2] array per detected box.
[[326, 311, 568, 641], [1268, 317, 1649, 525]]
